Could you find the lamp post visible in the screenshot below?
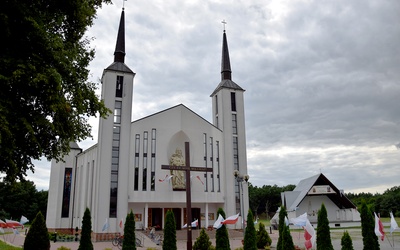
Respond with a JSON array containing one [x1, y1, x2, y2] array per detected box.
[[233, 170, 249, 236]]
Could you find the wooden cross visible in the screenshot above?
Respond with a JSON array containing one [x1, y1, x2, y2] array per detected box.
[[161, 142, 212, 250]]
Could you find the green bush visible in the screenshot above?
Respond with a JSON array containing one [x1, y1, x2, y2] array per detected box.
[[243, 209, 257, 250], [360, 201, 380, 250], [316, 203, 333, 250], [24, 211, 50, 250], [163, 210, 177, 250], [215, 208, 230, 250], [122, 210, 136, 250], [341, 231, 354, 250], [193, 228, 213, 250], [78, 207, 93, 250], [256, 222, 272, 248]]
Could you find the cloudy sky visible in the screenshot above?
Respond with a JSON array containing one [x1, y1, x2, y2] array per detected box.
[[30, 0, 400, 194]]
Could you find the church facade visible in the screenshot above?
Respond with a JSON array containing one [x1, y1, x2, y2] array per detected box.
[[46, 9, 249, 240]]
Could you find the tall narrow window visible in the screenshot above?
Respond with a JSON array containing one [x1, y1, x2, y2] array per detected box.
[[210, 137, 214, 192], [216, 141, 220, 192], [114, 101, 122, 124], [142, 131, 148, 191], [151, 129, 156, 191], [134, 134, 140, 191], [110, 125, 120, 217], [116, 75, 123, 97], [215, 95, 218, 114], [233, 136, 240, 214], [61, 168, 72, 217], [203, 133, 208, 192], [231, 92, 236, 111], [232, 114, 237, 134]]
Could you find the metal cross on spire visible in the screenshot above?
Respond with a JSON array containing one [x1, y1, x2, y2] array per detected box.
[[123, 0, 127, 9], [221, 19, 227, 31]]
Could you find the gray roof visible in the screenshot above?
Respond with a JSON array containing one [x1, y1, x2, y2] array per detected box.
[[105, 62, 134, 74], [283, 173, 356, 211], [69, 141, 81, 150], [210, 79, 245, 97]]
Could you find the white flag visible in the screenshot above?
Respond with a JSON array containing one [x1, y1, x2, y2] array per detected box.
[[390, 212, 399, 235], [102, 218, 110, 232], [20, 215, 29, 225], [213, 214, 225, 229]]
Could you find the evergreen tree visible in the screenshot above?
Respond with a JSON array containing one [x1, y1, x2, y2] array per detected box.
[[122, 210, 136, 250], [360, 201, 380, 250], [163, 209, 177, 250], [215, 207, 230, 250], [276, 206, 287, 250], [256, 222, 272, 249], [24, 211, 50, 250], [193, 228, 213, 250], [243, 209, 257, 250], [341, 231, 354, 250], [316, 203, 333, 250], [281, 223, 295, 250], [78, 207, 93, 250]]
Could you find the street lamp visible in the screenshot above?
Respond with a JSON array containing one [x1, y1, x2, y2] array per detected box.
[[233, 170, 249, 235]]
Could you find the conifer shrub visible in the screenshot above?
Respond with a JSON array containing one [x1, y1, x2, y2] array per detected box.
[[163, 209, 177, 250], [193, 228, 213, 250], [256, 222, 272, 248], [24, 211, 50, 250], [341, 231, 354, 250], [122, 210, 136, 250], [360, 201, 380, 250], [215, 207, 230, 250], [243, 209, 257, 250], [316, 203, 333, 250], [276, 206, 287, 250], [281, 223, 295, 250], [78, 207, 93, 250]]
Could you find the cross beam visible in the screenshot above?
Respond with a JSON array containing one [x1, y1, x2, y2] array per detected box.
[[161, 142, 212, 250]]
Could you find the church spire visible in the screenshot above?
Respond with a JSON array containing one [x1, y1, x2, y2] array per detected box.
[[114, 9, 126, 63], [221, 29, 232, 81]]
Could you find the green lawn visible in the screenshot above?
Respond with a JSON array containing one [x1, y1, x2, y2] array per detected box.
[[0, 240, 22, 250]]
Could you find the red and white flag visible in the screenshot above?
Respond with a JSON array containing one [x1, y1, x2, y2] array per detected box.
[[5, 219, 22, 228], [159, 175, 173, 182], [374, 212, 385, 241], [213, 214, 224, 229], [196, 176, 204, 185], [221, 213, 240, 225], [119, 218, 124, 229], [303, 219, 315, 250]]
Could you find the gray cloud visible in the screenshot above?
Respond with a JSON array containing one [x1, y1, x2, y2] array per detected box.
[[27, 0, 400, 193]]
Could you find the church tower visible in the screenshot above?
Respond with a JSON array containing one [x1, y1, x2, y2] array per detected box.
[[210, 28, 249, 220], [92, 8, 135, 233]]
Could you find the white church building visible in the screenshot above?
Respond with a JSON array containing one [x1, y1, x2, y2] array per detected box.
[[46, 8, 249, 240]]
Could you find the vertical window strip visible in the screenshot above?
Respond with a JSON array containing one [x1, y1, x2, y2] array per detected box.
[[134, 134, 140, 191], [233, 136, 240, 214], [142, 131, 148, 191], [114, 101, 122, 124], [109, 123, 121, 218], [203, 133, 208, 192], [231, 92, 237, 112], [151, 129, 156, 191], [210, 137, 214, 192], [216, 141, 220, 192], [232, 114, 237, 134], [215, 95, 218, 114], [116, 75, 123, 97]]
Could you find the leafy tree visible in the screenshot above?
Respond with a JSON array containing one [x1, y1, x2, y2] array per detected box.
[[341, 231, 354, 250], [163, 210, 177, 250], [24, 211, 50, 250], [215, 207, 230, 250], [0, 0, 111, 182], [276, 206, 287, 250], [0, 180, 47, 222], [256, 222, 272, 248], [78, 208, 93, 250], [193, 228, 213, 250], [122, 210, 136, 250], [360, 201, 380, 250], [316, 203, 333, 250], [243, 209, 257, 250]]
